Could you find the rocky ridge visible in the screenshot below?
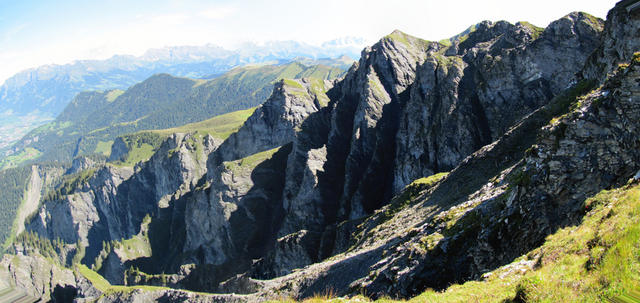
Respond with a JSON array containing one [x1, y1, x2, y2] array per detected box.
[[4, 3, 635, 302]]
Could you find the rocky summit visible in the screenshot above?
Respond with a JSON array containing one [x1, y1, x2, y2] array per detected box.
[[4, 1, 640, 302]]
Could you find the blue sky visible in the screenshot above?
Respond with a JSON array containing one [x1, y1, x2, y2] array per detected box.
[[0, 0, 618, 84]]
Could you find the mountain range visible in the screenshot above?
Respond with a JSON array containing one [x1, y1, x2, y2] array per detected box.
[[0, 39, 364, 154], [1, 58, 350, 168], [1, 1, 640, 302], [0, 39, 364, 116]]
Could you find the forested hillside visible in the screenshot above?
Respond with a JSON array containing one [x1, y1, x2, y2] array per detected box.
[[0, 166, 31, 249], [3, 60, 349, 167]]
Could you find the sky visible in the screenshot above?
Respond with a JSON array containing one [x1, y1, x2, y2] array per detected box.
[[0, 0, 619, 84]]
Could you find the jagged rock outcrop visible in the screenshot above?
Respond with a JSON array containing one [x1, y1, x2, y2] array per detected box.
[[275, 13, 603, 269], [393, 13, 603, 193], [239, 6, 637, 298], [148, 133, 221, 208], [582, 0, 640, 81], [346, 53, 640, 299], [0, 254, 100, 301], [67, 156, 100, 175], [107, 137, 129, 162], [8, 2, 635, 301], [278, 31, 436, 242], [29, 165, 136, 250], [182, 145, 291, 278], [252, 229, 321, 279], [12, 76, 331, 291], [26, 132, 219, 283], [214, 78, 332, 163], [180, 78, 332, 288], [96, 10, 603, 294]]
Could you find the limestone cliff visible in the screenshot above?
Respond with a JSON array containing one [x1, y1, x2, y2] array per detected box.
[[581, 0, 640, 81], [394, 13, 602, 193], [8, 2, 639, 302]]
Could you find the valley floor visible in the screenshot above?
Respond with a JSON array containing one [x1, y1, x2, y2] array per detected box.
[[0, 113, 53, 155]]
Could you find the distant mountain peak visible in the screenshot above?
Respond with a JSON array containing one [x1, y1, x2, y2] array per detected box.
[[321, 36, 368, 49], [0, 37, 365, 119]]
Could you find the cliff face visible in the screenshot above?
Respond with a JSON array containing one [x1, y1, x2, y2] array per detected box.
[[7, 4, 633, 302], [8, 78, 330, 293], [581, 0, 640, 81], [393, 13, 602, 193], [180, 79, 330, 288], [274, 12, 602, 266], [274, 50, 640, 300], [23, 132, 217, 283], [241, 8, 636, 299], [214, 78, 333, 163]]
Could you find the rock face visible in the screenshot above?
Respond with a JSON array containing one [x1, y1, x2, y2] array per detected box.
[[582, 0, 640, 81], [323, 50, 640, 300], [107, 137, 129, 162], [0, 254, 98, 301], [11, 77, 331, 293], [393, 13, 602, 193], [238, 15, 638, 299], [26, 133, 219, 282], [181, 145, 291, 285], [10, 3, 637, 302], [275, 13, 602, 269], [214, 78, 333, 163], [180, 78, 331, 288], [67, 156, 100, 175]]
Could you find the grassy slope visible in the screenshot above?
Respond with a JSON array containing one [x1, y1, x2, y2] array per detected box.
[[4, 60, 346, 168], [222, 146, 281, 174], [278, 182, 640, 303], [147, 107, 257, 139], [77, 264, 170, 294], [0, 148, 41, 170], [407, 182, 640, 302], [114, 107, 256, 166]]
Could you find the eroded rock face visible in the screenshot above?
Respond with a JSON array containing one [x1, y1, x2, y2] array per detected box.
[[174, 11, 603, 291], [28, 165, 136, 251], [67, 156, 99, 175], [183, 145, 290, 271], [15, 76, 331, 292], [278, 32, 437, 241], [582, 0, 640, 82], [148, 133, 221, 208], [276, 14, 603, 268], [26, 133, 219, 282], [107, 137, 129, 162], [214, 78, 332, 164], [354, 53, 640, 299], [0, 254, 99, 301], [393, 13, 603, 193], [252, 229, 321, 279], [9, 3, 629, 300], [180, 78, 329, 288], [247, 8, 638, 298]]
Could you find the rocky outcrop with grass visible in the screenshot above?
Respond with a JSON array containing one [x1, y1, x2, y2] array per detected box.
[[394, 13, 602, 193], [10, 2, 640, 302]]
